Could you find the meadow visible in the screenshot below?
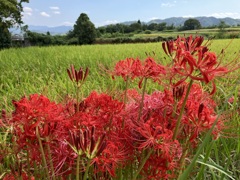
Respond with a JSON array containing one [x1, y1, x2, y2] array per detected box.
[[0, 38, 240, 179], [1, 39, 240, 109]]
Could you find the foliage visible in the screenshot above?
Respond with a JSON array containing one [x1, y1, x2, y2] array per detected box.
[[0, 23, 11, 49], [73, 13, 97, 45], [182, 18, 202, 30], [0, 0, 29, 28], [0, 0, 29, 49]]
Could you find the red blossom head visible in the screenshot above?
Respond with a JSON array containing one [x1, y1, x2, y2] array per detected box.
[[163, 35, 230, 94], [112, 57, 142, 81]]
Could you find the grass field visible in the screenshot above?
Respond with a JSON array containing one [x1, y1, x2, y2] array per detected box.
[[0, 38, 240, 179], [134, 27, 240, 39], [1, 38, 239, 108]]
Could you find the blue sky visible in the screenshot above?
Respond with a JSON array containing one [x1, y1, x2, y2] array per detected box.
[[22, 0, 240, 27]]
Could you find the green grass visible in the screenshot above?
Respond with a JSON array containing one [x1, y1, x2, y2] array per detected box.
[[135, 27, 240, 39], [0, 39, 240, 179]]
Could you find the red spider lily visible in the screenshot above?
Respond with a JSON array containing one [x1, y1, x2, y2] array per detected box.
[[138, 57, 166, 88], [112, 57, 142, 81], [141, 57, 166, 78], [162, 36, 229, 93], [70, 91, 124, 128], [177, 83, 222, 143], [162, 35, 207, 56], [67, 64, 89, 84], [11, 94, 65, 140], [93, 141, 128, 177]]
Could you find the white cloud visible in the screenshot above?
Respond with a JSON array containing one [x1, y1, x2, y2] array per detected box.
[[50, 7, 60, 10], [208, 12, 240, 19], [23, 7, 33, 16], [182, 15, 194, 18], [161, 3, 175, 7], [104, 20, 118, 25], [40, 12, 50, 17], [62, 21, 74, 26], [95, 20, 118, 27], [149, 17, 159, 20]]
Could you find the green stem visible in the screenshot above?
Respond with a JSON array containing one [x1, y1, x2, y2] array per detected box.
[[76, 154, 81, 180], [133, 148, 154, 180], [173, 79, 193, 140], [83, 159, 91, 180], [36, 128, 51, 180], [26, 148, 30, 179], [178, 138, 191, 174], [124, 76, 129, 105], [138, 78, 148, 122], [122, 76, 129, 128], [76, 84, 80, 113], [46, 136, 56, 180]]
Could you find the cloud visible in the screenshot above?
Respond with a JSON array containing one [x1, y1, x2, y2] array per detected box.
[[62, 21, 74, 26], [40, 12, 50, 17], [50, 7, 60, 10], [95, 20, 118, 27], [161, 3, 175, 7], [149, 17, 159, 20], [103, 20, 119, 25], [208, 12, 240, 19], [182, 15, 194, 18], [23, 7, 33, 16]]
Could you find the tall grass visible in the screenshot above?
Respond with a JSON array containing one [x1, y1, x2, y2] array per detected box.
[[0, 39, 240, 179]]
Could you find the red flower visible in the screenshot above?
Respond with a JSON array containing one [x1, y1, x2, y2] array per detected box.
[[177, 83, 223, 143], [163, 35, 229, 93], [112, 57, 142, 81], [11, 94, 65, 140], [138, 57, 166, 88]]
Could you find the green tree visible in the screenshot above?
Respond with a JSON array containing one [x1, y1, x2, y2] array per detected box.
[[0, 23, 11, 49], [129, 20, 142, 32], [183, 18, 201, 30], [0, 0, 29, 49], [157, 22, 167, 31], [218, 20, 228, 32], [73, 13, 96, 45]]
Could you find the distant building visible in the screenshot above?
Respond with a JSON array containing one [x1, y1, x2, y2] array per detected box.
[[11, 34, 30, 47]]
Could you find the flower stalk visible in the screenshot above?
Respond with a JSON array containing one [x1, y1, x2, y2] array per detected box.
[[173, 79, 193, 140]]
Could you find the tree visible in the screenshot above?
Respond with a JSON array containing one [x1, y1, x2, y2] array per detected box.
[[0, 22, 11, 49], [183, 18, 201, 30], [218, 20, 228, 32], [157, 22, 167, 31], [129, 20, 142, 32], [0, 0, 29, 49], [73, 13, 96, 45]]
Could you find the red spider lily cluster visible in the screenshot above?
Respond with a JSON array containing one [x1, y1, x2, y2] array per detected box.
[[1, 35, 236, 179]]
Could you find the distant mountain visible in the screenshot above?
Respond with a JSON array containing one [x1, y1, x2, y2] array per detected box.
[[10, 25, 73, 35], [147, 16, 240, 27], [28, 25, 73, 35]]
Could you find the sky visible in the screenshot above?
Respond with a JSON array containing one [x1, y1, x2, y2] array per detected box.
[[22, 0, 240, 27]]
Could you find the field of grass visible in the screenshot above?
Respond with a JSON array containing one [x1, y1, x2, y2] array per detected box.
[[0, 38, 240, 179], [134, 27, 240, 39]]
